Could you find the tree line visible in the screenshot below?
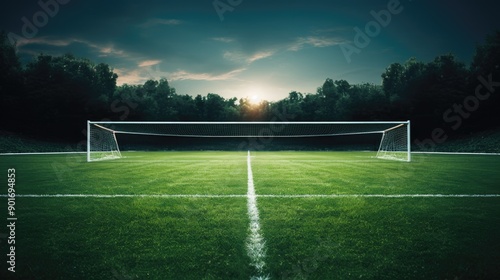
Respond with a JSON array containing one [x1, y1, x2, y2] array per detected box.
[[1, 31, 499, 140]]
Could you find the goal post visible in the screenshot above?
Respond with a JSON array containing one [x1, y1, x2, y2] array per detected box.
[[375, 122, 411, 162], [87, 121, 122, 162], [87, 120, 411, 162]]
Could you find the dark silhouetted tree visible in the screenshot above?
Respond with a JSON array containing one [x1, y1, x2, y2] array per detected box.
[[0, 31, 24, 131], [23, 53, 117, 138]]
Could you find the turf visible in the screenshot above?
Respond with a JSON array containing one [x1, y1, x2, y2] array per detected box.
[[0, 151, 499, 279]]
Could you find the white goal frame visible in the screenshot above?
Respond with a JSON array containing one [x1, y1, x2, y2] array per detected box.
[[87, 121, 411, 162]]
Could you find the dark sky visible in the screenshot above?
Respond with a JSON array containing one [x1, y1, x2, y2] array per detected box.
[[2, 0, 499, 101]]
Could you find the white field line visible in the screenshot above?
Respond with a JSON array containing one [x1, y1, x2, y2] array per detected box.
[[0, 194, 247, 198], [0, 152, 85, 156], [257, 194, 500, 198], [1, 194, 499, 198], [246, 151, 269, 280], [412, 151, 500, 156]]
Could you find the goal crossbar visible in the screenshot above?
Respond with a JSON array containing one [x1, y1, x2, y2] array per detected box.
[[110, 130, 388, 138], [88, 121, 408, 137], [90, 121, 409, 125]]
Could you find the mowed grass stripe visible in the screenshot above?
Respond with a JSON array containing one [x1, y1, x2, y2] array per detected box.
[[258, 198, 500, 279], [0, 151, 253, 279], [251, 151, 500, 195], [0, 151, 248, 195], [1, 151, 499, 279], [0, 197, 252, 279], [251, 151, 500, 279]]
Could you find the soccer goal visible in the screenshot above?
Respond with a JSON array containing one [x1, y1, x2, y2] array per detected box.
[[87, 121, 411, 162]]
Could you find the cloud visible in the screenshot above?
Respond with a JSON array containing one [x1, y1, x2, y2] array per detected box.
[[224, 50, 276, 64], [140, 18, 183, 27], [288, 36, 347, 51], [212, 37, 235, 43], [138, 60, 162, 67], [117, 62, 246, 85], [168, 68, 246, 81], [221, 35, 345, 65], [90, 43, 127, 57], [115, 64, 169, 85], [223, 51, 244, 62], [15, 37, 129, 58], [247, 51, 275, 63], [14, 37, 72, 47], [115, 68, 145, 85]]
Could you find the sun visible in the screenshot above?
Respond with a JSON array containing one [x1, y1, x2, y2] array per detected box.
[[249, 95, 261, 105]]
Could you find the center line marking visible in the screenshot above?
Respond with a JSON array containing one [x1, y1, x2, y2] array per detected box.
[[246, 151, 269, 280]]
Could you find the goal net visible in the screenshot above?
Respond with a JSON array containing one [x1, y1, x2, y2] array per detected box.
[[87, 121, 411, 162]]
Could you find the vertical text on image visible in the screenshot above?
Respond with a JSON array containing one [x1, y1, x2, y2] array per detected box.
[[7, 168, 17, 273]]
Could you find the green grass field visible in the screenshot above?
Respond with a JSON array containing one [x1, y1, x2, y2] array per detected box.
[[1, 151, 499, 279]]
